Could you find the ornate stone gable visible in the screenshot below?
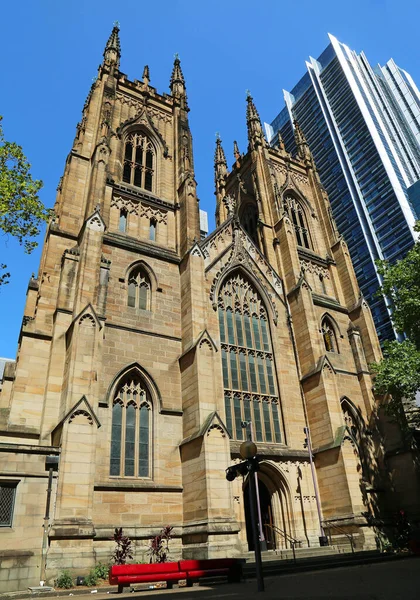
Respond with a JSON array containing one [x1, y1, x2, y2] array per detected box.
[[206, 219, 284, 324]]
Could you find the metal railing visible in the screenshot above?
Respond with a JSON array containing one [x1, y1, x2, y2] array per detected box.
[[264, 523, 302, 562], [323, 520, 355, 553]]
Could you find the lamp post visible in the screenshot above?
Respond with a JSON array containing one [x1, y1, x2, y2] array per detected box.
[[40, 455, 59, 585], [303, 427, 328, 546], [241, 421, 266, 549], [226, 440, 264, 592]]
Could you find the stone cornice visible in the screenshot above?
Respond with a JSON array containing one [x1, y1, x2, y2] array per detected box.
[[104, 232, 180, 263], [108, 180, 175, 212], [0, 442, 59, 454], [312, 293, 348, 314], [297, 247, 335, 267], [94, 482, 182, 492]]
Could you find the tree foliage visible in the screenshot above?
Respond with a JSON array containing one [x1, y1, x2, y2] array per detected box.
[[372, 222, 420, 427], [376, 222, 420, 347], [0, 116, 49, 285]]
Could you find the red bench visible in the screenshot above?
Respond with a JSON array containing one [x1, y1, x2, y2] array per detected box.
[[180, 559, 242, 586], [109, 558, 242, 593]]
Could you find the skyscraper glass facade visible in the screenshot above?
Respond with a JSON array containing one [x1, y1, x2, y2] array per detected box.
[[266, 35, 420, 342]]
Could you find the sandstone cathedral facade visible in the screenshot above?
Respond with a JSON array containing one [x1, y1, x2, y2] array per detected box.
[[1, 25, 419, 591]]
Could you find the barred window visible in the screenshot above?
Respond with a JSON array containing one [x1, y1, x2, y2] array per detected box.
[[110, 376, 152, 478], [122, 132, 154, 192], [321, 317, 338, 353], [283, 195, 311, 249], [218, 273, 282, 443], [0, 482, 17, 527], [127, 268, 151, 310]]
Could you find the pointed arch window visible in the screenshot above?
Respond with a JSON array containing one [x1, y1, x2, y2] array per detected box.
[[127, 267, 151, 310], [110, 375, 152, 478], [122, 132, 155, 192], [321, 317, 338, 353], [283, 194, 312, 249], [218, 272, 283, 444]]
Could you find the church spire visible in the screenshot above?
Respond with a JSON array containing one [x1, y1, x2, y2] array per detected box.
[[103, 22, 121, 69], [214, 135, 228, 202], [233, 140, 241, 167], [214, 135, 228, 182], [294, 119, 313, 162], [142, 65, 150, 87], [246, 92, 265, 150], [170, 55, 188, 109]]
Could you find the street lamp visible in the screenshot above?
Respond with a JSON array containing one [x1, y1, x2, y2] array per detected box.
[[40, 455, 59, 585], [226, 441, 264, 592], [241, 421, 266, 550]]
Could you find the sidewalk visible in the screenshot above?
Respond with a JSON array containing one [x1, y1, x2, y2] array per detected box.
[[1, 557, 419, 600]]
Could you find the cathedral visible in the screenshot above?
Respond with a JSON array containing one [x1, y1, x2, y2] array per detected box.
[[1, 25, 419, 592]]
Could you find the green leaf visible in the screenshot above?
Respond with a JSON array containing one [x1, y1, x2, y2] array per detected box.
[[0, 115, 48, 285]]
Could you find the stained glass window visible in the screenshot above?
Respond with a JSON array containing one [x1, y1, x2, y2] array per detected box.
[[321, 317, 338, 353], [110, 375, 151, 478], [218, 272, 283, 443]]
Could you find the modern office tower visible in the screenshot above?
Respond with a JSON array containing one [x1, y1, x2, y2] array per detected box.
[[266, 34, 420, 342]]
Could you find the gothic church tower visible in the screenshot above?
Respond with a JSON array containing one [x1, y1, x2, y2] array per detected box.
[[0, 27, 418, 592]]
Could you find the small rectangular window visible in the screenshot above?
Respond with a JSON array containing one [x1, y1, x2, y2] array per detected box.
[[119, 210, 127, 233], [0, 482, 18, 527], [149, 220, 156, 242]]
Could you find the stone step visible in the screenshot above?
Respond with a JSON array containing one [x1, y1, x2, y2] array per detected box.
[[242, 549, 408, 578], [241, 545, 342, 562]]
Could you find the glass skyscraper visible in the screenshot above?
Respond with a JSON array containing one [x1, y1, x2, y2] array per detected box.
[[266, 34, 420, 342]]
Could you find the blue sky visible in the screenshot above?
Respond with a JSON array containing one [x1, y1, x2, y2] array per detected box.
[[1, 0, 419, 358]]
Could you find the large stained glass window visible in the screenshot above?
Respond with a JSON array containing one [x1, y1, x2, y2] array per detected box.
[[110, 375, 152, 477], [218, 272, 282, 443]]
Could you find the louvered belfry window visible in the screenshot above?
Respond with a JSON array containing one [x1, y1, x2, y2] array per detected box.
[[218, 273, 282, 443], [283, 195, 311, 249], [122, 132, 154, 192], [110, 376, 151, 478]]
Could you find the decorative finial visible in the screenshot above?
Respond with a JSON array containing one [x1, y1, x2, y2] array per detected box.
[[223, 194, 236, 217], [246, 89, 251, 99], [174, 52, 180, 60], [103, 23, 121, 68], [143, 65, 150, 85], [113, 20, 120, 29], [215, 131, 221, 140]]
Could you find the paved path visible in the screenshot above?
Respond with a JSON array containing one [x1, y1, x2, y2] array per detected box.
[[53, 557, 420, 600]]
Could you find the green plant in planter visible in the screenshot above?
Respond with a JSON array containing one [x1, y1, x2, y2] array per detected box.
[[93, 562, 110, 580], [84, 570, 98, 587], [55, 570, 73, 589]]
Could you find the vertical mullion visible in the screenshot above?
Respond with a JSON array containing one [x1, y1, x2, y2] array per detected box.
[[262, 400, 272, 443], [224, 393, 233, 437], [272, 402, 282, 443], [233, 395, 243, 440]]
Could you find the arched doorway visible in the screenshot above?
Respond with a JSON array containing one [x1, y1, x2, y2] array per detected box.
[[243, 465, 293, 551]]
